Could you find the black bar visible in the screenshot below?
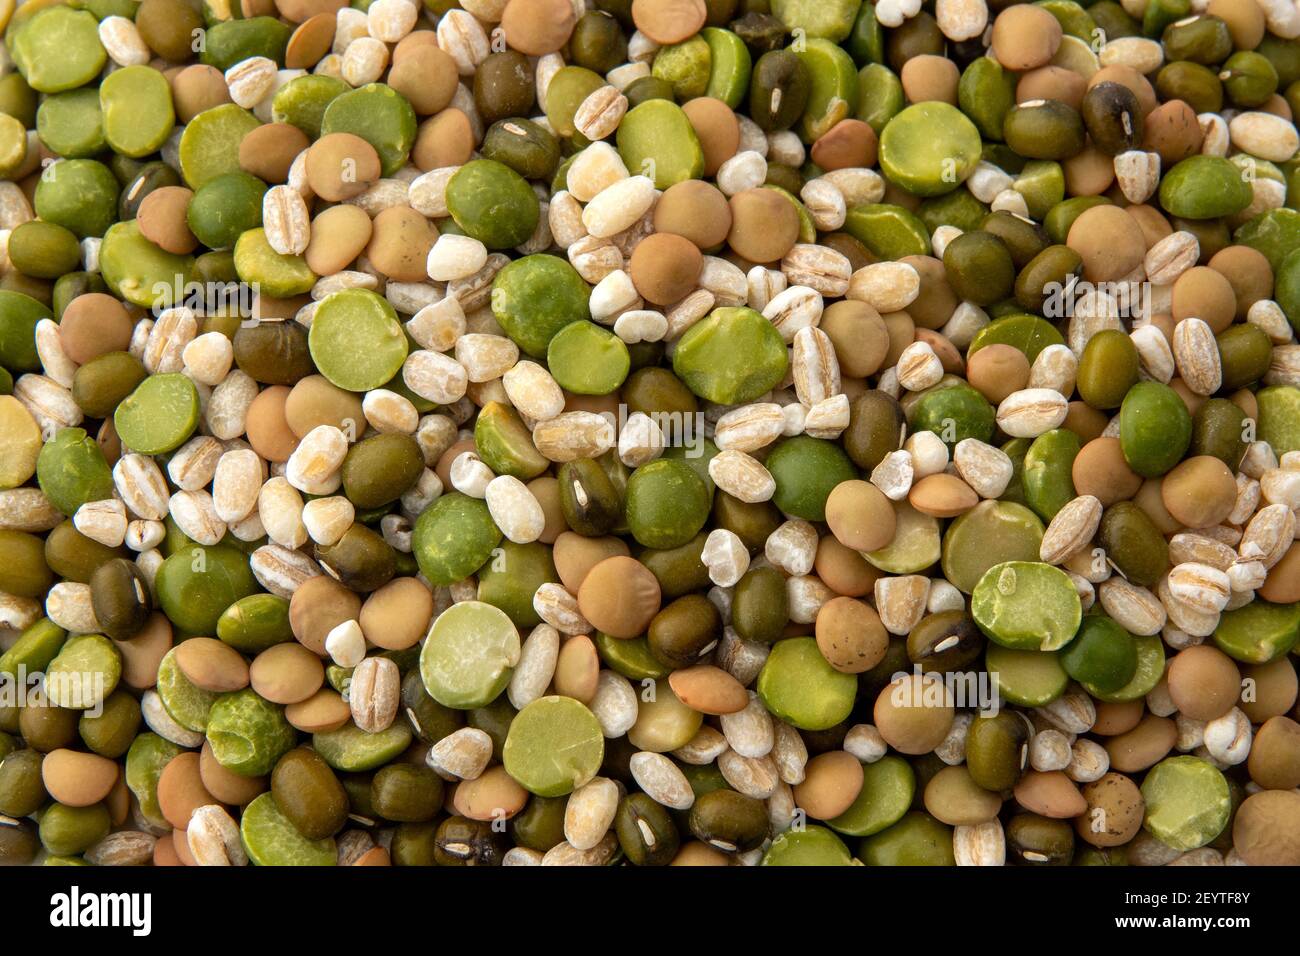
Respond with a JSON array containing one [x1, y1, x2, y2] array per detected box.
[[10, 863, 1279, 940]]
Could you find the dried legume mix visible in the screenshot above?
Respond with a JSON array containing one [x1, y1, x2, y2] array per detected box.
[[0, 0, 1299, 869]]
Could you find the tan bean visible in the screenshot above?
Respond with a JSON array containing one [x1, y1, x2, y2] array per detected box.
[[305, 133, 381, 202], [113, 613, 173, 690], [174, 637, 250, 693], [284, 688, 352, 734], [198, 739, 266, 806], [452, 764, 529, 821], [359, 576, 433, 651], [1167, 644, 1241, 721], [924, 764, 1002, 826], [1105, 714, 1178, 772], [815, 596, 888, 674], [1012, 770, 1087, 819], [577, 555, 661, 639], [873, 673, 954, 755], [793, 751, 865, 820], [304, 204, 372, 276], [1075, 771, 1144, 847], [288, 574, 361, 655], [157, 752, 219, 830], [553, 634, 600, 704], [248, 642, 325, 704], [667, 664, 748, 715], [137, 186, 197, 255], [631, 0, 705, 45], [40, 749, 120, 808]]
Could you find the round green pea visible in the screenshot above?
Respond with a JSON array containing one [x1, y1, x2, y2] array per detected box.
[[178, 103, 262, 190], [794, 38, 857, 141], [652, 36, 711, 101], [319, 82, 416, 176], [854, 63, 904, 133], [546, 320, 630, 395], [154, 545, 259, 636], [827, 755, 916, 837], [33, 159, 119, 239], [756, 637, 857, 731], [233, 227, 316, 299], [474, 402, 550, 480], [625, 458, 711, 550], [1159, 156, 1252, 220], [765, 435, 857, 522], [36, 428, 114, 518], [971, 561, 1082, 652], [1119, 380, 1193, 478], [44, 634, 120, 711], [155, 646, 218, 733], [308, 289, 408, 393], [843, 202, 930, 259], [477, 540, 558, 629], [1213, 598, 1300, 664], [616, 99, 705, 188], [12, 7, 106, 94], [490, 254, 589, 358], [909, 383, 996, 452], [968, 313, 1066, 362], [1234, 208, 1300, 273], [412, 492, 503, 586], [503, 696, 605, 797], [1060, 615, 1138, 692], [702, 27, 752, 107], [187, 172, 267, 251], [217, 594, 292, 654], [125, 733, 182, 829], [419, 600, 520, 710], [100, 219, 196, 309], [941, 500, 1044, 594], [206, 688, 296, 777], [114, 373, 201, 456], [272, 73, 349, 140], [445, 159, 540, 250], [672, 307, 789, 405], [879, 102, 982, 196], [771, 0, 862, 42], [985, 645, 1070, 707], [0, 618, 66, 680], [762, 826, 857, 865], [1021, 429, 1080, 522], [312, 721, 413, 772], [240, 791, 337, 866], [1140, 756, 1231, 851], [99, 65, 174, 158]]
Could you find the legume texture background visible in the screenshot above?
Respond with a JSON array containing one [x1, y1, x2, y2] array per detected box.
[[0, 0, 1299, 869]]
